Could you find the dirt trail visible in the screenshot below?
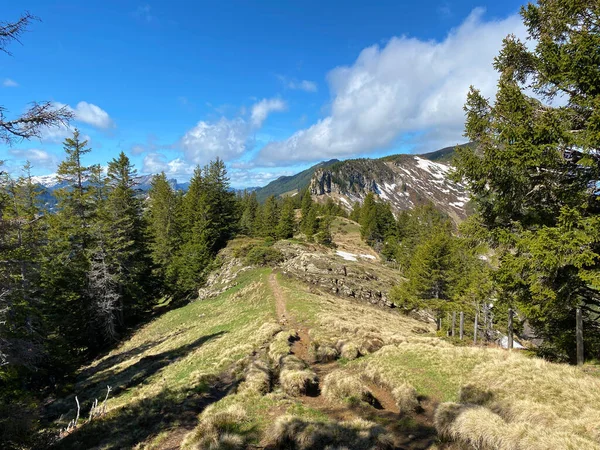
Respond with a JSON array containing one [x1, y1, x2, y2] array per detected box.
[[267, 271, 437, 449]]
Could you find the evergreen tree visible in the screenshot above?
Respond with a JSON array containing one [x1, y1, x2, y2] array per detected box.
[[359, 192, 377, 242], [259, 195, 279, 238], [43, 130, 101, 355], [303, 206, 319, 240], [453, 0, 600, 360], [103, 152, 153, 322], [276, 197, 296, 239], [239, 191, 259, 236], [350, 201, 361, 223], [300, 188, 313, 228], [147, 173, 180, 291], [391, 230, 459, 321]]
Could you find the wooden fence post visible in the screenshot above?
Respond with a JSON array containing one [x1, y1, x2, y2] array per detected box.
[[473, 311, 478, 345], [451, 311, 456, 337], [576, 307, 584, 366], [507, 308, 514, 350], [459, 312, 464, 340]]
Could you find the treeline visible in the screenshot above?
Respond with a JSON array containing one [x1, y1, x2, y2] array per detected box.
[[237, 188, 345, 246], [0, 131, 241, 442]]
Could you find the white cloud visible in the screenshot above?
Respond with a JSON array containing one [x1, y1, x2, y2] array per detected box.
[[258, 9, 525, 164], [230, 169, 294, 188], [180, 97, 286, 166], [288, 79, 317, 92], [8, 148, 59, 170], [72, 101, 115, 129], [142, 152, 194, 177], [181, 117, 251, 164], [250, 98, 286, 127], [2, 78, 18, 87]]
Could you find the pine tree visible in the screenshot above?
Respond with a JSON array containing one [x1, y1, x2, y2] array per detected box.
[[303, 206, 319, 240], [276, 197, 296, 239]]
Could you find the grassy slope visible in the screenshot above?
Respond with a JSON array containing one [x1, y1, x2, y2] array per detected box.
[[48, 221, 600, 449]]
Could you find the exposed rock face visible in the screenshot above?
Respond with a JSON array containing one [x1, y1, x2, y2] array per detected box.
[[275, 242, 399, 308], [309, 155, 468, 222]]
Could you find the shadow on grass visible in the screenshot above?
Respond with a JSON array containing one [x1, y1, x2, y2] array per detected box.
[[76, 327, 191, 384], [44, 331, 227, 432], [50, 381, 233, 450]]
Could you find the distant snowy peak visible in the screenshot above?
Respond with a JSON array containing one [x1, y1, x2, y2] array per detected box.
[[31, 173, 60, 188]]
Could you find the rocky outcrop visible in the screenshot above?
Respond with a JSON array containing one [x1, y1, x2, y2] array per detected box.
[[309, 155, 468, 222], [275, 242, 398, 308]]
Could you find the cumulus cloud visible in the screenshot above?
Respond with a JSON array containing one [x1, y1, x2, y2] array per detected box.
[[72, 101, 115, 129], [8, 148, 59, 170], [251, 98, 286, 127], [2, 78, 18, 87], [258, 9, 525, 165], [180, 97, 286, 166], [142, 152, 194, 177]]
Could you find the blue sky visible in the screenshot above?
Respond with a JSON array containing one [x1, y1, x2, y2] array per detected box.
[[1, 0, 525, 187]]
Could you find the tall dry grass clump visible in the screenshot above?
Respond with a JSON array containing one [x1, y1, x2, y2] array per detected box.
[[182, 404, 248, 450], [391, 382, 419, 415], [279, 355, 318, 397], [321, 370, 372, 405], [267, 415, 394, 450], [433, 354, 600, 449]]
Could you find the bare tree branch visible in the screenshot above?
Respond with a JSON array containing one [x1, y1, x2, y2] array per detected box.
[[0, 12, 39, 55], [0, 13, 74, 145], [0, 102, 74, 146]]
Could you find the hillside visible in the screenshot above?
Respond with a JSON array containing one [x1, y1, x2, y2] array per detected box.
[[254, 159, 339, 203], [254, 145, 470, 221], [310, 155, 468, 222], [44, 219, 600, 450]]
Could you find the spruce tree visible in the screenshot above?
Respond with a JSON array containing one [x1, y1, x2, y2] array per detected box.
[[147, 173, 180, 291], [453, 0, 600, 360], [350, 201, 361, 223], [276, 197, 296, 239], [300, 188, 313, 229], [43, 130, 100, 355], [239, 191, 259, 236], [260, 195, 279, 239]]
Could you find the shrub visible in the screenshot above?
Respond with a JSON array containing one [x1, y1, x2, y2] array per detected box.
[[244, 246, 284, 267]]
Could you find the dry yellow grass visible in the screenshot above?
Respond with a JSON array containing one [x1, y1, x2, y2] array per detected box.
[[391, 382, 419, 415], [321, 370, 372, 405], [267, 415, 394, 450], [182, 404, 248, 449]]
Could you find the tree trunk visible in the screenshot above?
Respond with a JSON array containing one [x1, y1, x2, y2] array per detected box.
[[473, 311, 479, 345], [576, 307, 584, 366], [451, 311, 456, 337], [507, 308, 514, 350], [459, 312, 464, 340]]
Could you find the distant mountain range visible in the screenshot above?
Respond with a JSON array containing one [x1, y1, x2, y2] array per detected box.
[[31, 144, 470, 218]]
